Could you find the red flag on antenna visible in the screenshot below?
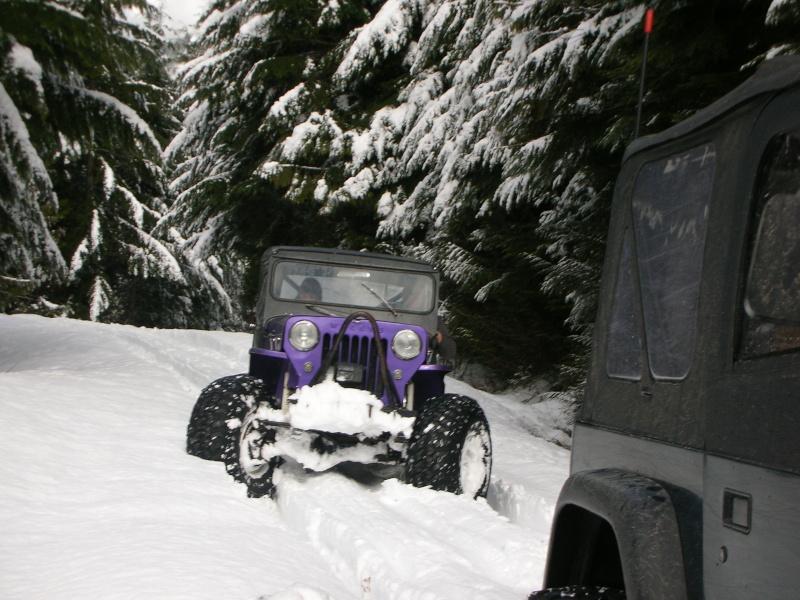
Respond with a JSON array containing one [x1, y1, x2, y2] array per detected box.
[[636, 9, 655, 138], [644, 9, 654, 34]]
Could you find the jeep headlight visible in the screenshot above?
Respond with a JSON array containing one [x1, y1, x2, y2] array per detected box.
[[392, 329, 422, 360], [289, 320, 319, 351]]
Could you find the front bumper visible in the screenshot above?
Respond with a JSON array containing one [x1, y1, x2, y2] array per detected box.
[[244, 380, 416, 472]]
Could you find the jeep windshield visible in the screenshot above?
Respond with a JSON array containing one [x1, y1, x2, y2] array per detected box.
[[271, 260, 435, 315]]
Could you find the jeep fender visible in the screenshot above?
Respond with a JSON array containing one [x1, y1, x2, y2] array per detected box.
[[544, 468, 688, 600]]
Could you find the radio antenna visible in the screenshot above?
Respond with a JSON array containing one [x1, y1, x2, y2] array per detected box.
[[635, 9, 654, 138]]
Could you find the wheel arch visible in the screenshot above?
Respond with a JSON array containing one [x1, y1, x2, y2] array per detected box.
[[543, 469, 689, 600]]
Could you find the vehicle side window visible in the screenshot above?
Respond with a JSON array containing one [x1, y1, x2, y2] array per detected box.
[[606, 230, 643, 380], [631, 144, 715, 380], [739, 130, 800, 358]]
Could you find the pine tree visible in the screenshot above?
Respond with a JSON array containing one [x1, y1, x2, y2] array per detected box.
[[329, 0, 799, 391], [0, 0, 192, 325], [510, 0, 800, 389], [163, 0, 799, 387], [334, 0, 581, 387], [165, 0, 409, 307], [0, 75, 66, 311]]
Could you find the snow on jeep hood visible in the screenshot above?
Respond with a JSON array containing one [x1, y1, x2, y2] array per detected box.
[[287, 380, 414, 437]]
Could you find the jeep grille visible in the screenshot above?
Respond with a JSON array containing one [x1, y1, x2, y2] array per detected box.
[[321, 332, 389, 397]]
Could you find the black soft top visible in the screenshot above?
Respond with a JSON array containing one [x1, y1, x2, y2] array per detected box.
[[255, 246, 440, 335], [584, 53, 800, 471], [624, 55, 800, 162]]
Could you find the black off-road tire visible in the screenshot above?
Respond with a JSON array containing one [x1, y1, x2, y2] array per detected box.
[[186, 374, 268, 461], [403, 394, 492, 499], [529, 586, 625, 599], [223, 404, 282, 498]]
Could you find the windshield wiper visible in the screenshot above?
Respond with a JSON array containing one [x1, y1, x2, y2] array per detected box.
[[305, 304, 344, 317], [360, 283, 398, 317]]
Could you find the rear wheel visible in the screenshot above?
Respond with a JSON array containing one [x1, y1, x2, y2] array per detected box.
[[403, 394, 492, 499], [224, 404, 282, 498], [186, 374, 266, 461]]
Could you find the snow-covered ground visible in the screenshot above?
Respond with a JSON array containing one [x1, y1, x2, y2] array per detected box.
[[0, 314, 570, 599]]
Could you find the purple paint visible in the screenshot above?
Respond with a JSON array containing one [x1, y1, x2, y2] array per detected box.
[[250, 315, 430, 405]]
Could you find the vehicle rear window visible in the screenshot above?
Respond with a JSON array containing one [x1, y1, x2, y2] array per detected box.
[[271, 260, 435, 314], [740, 129, 800, 358], [629, 144, 715, 380]]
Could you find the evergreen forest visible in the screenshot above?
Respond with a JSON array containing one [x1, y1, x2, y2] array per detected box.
[[2, 0, 798, 396]]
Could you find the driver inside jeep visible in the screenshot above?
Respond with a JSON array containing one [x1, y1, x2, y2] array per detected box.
[[297, 277, 322, 302]]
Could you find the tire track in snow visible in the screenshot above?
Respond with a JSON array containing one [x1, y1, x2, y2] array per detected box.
[[108, 326, 252, 394], [1, 315, 568, 600], [274, 468, 542, 599]]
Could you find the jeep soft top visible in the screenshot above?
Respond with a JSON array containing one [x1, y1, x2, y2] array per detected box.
[[253, 246, 440, 339], [531, 56, 800, 600]]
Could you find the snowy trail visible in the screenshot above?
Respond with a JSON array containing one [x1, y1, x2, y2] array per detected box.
[[0, 314, 569, 599], [274, 470, 543, 598]]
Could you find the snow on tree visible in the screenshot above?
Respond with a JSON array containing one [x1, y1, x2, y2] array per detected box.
[[0, 78, 66, 310], [0, 0, 195, 326], [331, 0, 800, 389], [307, 0, 583, 386], [1, 0, 792, 382], [165, 0, 381, 305]]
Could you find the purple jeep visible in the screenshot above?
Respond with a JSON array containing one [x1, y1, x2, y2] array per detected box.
[[187, 247, 492, 499]]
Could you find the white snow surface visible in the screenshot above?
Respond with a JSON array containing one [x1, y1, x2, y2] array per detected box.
[[0, 314, 570, 599], [9, 42, 44, 99]]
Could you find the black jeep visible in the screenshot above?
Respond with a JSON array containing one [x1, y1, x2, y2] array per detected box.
[[187, 247, 491, 500], [531, 56, 800, 599]]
